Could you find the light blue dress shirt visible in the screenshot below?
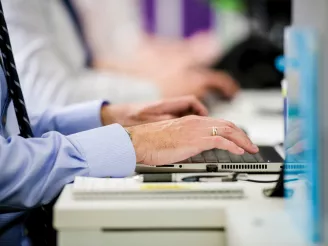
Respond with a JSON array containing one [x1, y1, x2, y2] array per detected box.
[[0, 64, 136, 244]]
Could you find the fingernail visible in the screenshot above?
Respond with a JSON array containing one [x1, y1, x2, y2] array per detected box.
[[252, 144, 259, 151]]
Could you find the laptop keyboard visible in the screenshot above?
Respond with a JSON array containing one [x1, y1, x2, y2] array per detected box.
[[177, 149, 268, 164]]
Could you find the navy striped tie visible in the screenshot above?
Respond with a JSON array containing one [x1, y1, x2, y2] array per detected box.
[[0, 3, 56, 246]]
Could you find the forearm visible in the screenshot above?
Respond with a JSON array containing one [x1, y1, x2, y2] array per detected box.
[[0, 124, 136, 210]]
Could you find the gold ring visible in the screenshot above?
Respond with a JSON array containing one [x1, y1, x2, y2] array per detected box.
[[212, 127, 218, 136]]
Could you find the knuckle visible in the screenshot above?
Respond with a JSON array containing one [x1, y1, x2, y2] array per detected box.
[[183, 114, 199, 122], [214, 136, 224, 142], [215, 136, 228, 147], [225, 121, 235, 128], [222, 126, 233, 134], [189, 95, 197, 101], [185, 94, 193, 99]]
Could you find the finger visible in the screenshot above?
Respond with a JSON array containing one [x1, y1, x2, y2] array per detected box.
[[201, 136, 244, 155], [156, 96, 209, 116], [207, 71, 240, 98], [205, 118, 247, 136], [216, 125, 259, 154], [220, 120, 243, 133], [182, 96, 208, 116], [285, 125, 301, 148], [287, 140, 306, 155]]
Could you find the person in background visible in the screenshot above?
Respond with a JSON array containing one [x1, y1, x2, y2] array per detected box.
[[2, 0, 239, 114], [0, 0, 155, 114], [71, 0, 221, 77], [70, 0, 239, 100]]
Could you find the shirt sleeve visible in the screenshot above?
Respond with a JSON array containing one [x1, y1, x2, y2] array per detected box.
[[0, 123, 136, 210], [2, 0, 161, 114], [30, 100, 107, 136]]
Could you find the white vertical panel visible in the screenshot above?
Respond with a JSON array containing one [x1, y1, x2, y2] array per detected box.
[[155, 0, 182, 39], [72, 0, 143, 60]]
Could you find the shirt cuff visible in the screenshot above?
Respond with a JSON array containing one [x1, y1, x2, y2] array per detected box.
[[67, 124, 136, 178], [53, 100, 107, 135]]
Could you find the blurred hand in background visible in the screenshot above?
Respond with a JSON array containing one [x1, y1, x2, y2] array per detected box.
[[101, 95, 209, 127], [74, 0, 240, 101], [94, 32, 239, 100]]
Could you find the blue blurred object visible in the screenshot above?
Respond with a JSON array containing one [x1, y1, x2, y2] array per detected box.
[[275, 55, 285, 73], [284, 27, 320, 244]]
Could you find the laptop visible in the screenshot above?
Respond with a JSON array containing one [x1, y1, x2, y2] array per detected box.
[[137, 91, 285, 174], [137, 145, 284, 173]]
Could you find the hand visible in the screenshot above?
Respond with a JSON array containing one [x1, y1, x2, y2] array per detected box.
[[285, 120, 306, 161], [101, 96, 208, 127], [157, 69, 240, 100], [126, 115, 259, 165]]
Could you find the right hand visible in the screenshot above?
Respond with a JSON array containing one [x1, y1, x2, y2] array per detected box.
[[126, 115, 259, 166]]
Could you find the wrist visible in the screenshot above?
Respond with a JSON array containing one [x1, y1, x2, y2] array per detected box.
[[125, 126, 146, 164], [101, 104, 115, 126]]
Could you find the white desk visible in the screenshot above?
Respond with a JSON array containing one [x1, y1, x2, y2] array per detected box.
[[54, 175, 305, 246], [208, 90, 284, 145]]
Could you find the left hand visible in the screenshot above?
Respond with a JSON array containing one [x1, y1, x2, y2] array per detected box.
[[156, 69, 239, 100], [285, 120, 306, 161], [101, 96, 209, 127]]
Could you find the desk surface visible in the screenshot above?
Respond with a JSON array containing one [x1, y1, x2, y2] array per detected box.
[[209, 90, 284, 145]]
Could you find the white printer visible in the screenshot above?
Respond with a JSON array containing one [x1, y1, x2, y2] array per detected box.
[[53, 175, 304, 246]]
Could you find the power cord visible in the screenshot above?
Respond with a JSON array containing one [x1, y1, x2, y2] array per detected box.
[[235, 173, 298, 183], [180, 173, 298, 184]]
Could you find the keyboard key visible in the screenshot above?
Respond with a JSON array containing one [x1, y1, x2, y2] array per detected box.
[[228, 153, 243, 163], [191, 154, 205, 163], [241, 152, 257, 163], [258, 146, 283, 162], [254, 153, 265, 162], [214, 149, 231, 163], [202, 150, 218, 163]]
